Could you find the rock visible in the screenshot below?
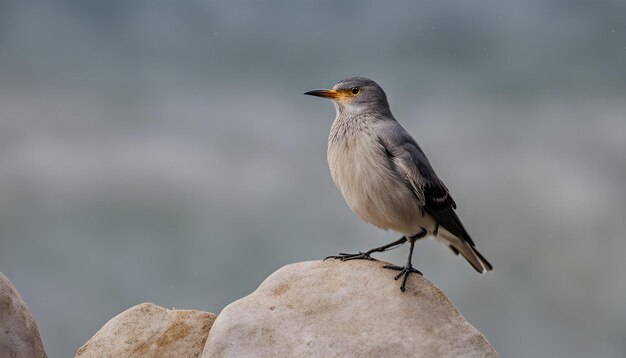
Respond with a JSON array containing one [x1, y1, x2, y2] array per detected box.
[[76, 303, 216, 358], [0, 272, 48, 358], [203, 260, 498, 358]]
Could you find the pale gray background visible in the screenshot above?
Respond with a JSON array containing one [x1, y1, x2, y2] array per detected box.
[[1, 1, 625, 357]]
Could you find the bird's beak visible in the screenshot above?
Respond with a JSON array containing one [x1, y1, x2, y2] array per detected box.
[[303, 89, 340, 100]]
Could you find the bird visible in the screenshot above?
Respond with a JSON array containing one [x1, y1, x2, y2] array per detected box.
[[304, 77, 492, 291]]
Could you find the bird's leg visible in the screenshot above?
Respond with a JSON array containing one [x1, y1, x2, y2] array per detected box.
[[324, 236, 407, 261], [382, 240, 421, 291], [383, 229, 427, 292]]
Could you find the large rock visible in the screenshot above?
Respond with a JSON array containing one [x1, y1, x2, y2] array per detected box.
[[203, 260, 498, 357], [0, 272, 47, 358], [76, 303, 216, 358]]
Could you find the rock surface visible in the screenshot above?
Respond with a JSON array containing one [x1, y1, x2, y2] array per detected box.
[[76, 303, 216, 358], [0, 272, 48, 358], [203, 260, 498, 358]]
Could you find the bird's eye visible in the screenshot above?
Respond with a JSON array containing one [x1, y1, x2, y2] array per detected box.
[[351, 87, 360, 94]]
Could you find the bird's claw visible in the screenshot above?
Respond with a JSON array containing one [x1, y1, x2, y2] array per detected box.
[[324, 252, 377, 262], [382, 264, 422, 292]]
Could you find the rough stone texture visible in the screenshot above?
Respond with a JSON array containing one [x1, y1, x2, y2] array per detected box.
[[203, 260, 498, 358], [0, 272, 48, 358], [76, 303, 216, 358]]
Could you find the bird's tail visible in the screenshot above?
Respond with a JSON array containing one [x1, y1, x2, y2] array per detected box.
[[438, 229, 493, 273]]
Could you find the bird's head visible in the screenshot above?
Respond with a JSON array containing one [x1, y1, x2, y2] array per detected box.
[[304, 77, 391, 116]]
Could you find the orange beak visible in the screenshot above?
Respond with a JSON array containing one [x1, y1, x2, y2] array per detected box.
[[303, 89, 341, 100]]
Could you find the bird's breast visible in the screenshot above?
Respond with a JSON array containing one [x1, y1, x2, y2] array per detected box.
[[327, 132, 421, 233]]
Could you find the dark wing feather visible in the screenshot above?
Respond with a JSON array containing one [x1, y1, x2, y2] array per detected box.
[[423, 184, 475, 246]]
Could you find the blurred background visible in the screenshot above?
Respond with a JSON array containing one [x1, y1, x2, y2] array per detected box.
[[0, 1, 624, 357]]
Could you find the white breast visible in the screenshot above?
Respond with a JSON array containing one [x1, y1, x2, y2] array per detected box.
[[327, 131, 424, 235]]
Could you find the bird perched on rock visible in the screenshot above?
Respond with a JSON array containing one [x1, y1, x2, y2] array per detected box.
[[305, 77, 492, 291]]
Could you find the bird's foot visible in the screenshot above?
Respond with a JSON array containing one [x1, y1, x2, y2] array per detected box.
[[324, 237, 408, 262], [324, 251, 377, 262], [382, 264, 422, 292]]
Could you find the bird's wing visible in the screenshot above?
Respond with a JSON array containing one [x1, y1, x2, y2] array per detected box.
[[377, 124, 475, 246]]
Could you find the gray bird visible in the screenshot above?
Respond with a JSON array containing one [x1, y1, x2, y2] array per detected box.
[[305, 77, 492, 291]]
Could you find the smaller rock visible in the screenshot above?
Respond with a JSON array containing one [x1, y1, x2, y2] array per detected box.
[[0, 272, 48, 358], [76, 303, 216, 358]]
